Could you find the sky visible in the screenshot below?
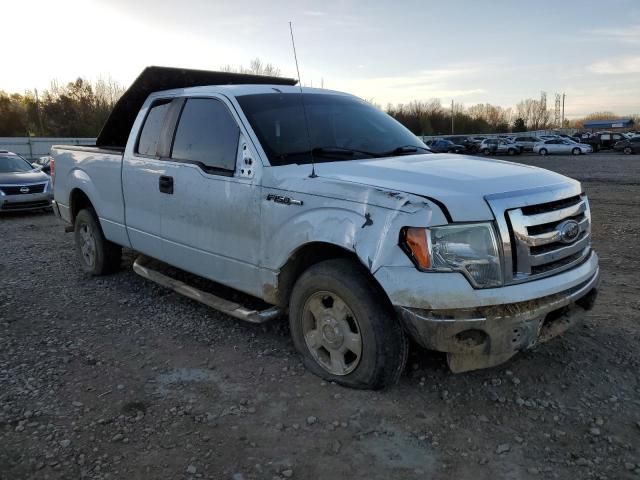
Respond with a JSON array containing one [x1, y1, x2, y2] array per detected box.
[[3, 0, 640, 118]]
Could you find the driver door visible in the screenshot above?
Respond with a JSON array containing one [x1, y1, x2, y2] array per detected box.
[[158, 95, 264, 297]]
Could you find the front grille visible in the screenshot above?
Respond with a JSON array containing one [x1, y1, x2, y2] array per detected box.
[[1, 200, 51, 210], [486, 186, 592, 285], [0, 183, 46, 195], [507, 195, 591, 281]]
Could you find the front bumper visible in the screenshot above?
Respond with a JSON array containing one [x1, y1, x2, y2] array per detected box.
[[385, 255, 600, 372], [0, 192, 53, 212]]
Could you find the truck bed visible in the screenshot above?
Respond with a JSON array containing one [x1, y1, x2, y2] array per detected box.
[[51, 144, 128, 247]]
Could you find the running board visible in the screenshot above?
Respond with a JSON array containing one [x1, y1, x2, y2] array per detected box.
[[132, 255, 281, 324]]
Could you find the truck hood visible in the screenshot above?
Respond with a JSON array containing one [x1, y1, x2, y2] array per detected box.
[[313, 153, 578, 221], [0, 170, 49, 185]]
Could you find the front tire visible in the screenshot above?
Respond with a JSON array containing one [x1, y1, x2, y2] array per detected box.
[[482, 148, 491, 155], [508, 148, 516, 156], [623, 147, 632, 155], [572, 147, 581, 155], [289, 259, 408, 390], [74, 208, 122, 275]]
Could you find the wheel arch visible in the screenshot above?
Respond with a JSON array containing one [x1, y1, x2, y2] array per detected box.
[[69, 188, 95, 223], [266, 241, 391, 309]]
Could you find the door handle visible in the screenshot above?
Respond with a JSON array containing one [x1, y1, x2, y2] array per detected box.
[[159, 175, 174, 194]]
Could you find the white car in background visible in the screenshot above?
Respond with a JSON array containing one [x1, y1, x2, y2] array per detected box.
[[534, 139, 593, 156]]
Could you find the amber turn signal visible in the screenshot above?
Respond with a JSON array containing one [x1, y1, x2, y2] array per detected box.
[[403, 227, 431, 269]]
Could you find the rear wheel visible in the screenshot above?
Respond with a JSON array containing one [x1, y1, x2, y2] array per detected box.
[[508, 148, 516, 156], [482, 148, 491, 155], [74, 208, 122, 275], [289, 259, 408, 390], [572, 147, 581, 155], [623, 147, 632, 155], [539, 148, 548, 156]]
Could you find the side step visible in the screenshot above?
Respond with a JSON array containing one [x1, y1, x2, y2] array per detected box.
[[132, 255, 281, 324]]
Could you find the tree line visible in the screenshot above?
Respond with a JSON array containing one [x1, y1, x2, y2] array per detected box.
[[0, 78, 124, 137], [1, 63, 637, 137], [0, 59, 279, 137]]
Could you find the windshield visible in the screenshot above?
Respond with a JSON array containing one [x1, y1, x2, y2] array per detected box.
[[236, 93, 427, 166], [0, 155, 33, 173]]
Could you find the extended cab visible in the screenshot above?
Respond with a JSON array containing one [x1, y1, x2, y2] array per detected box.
[[51, 67, 599, 389]]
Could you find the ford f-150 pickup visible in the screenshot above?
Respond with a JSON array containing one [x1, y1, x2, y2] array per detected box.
[[50, 66, 599, 389]]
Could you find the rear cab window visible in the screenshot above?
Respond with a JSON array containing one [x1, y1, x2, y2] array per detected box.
[[137, 100, 172, 156]]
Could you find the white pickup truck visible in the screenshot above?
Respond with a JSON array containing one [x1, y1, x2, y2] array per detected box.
[[51, 67, 599, 389]]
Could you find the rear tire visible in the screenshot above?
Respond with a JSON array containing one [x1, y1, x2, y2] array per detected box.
[[623, 147, 632, 155], [539, 148, 548, 156], [289, 258, 408, 390], [74, 208, 122, 275], [508, 148, 516, 156], [482, 148, 491, 155]]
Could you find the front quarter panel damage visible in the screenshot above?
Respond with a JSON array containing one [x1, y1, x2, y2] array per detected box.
[[260, 171, 449, 279]]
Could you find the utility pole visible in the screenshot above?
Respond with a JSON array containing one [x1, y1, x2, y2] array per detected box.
[[561, 93, 565, 129], [451, 99, 454, 134]]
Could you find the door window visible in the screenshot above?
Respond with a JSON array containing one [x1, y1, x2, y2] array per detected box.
[[171, 98, 240, 172], [137, 100, 172, 156]]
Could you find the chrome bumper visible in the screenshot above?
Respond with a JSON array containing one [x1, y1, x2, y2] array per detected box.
[[397, 267, 600, 372]]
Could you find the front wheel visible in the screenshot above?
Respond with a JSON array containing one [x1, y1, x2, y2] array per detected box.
[[74, 208, 122, 275], [623, 147, 632, 155], [572, 147, 581, 155], [289, 259, 408, 390], [508, 148, 516, 156], [538, 148, 548, 156], [482, 148, 491, 155]]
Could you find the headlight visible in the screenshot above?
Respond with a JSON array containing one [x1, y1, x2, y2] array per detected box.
[[400, 223, 503, 288]]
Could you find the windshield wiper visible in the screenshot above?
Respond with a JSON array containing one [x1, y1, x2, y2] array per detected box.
[[380, 145, 431, 156], [275, 145, 429, 163], [276, 146, 380, 161], [312, 147, 381, 157]]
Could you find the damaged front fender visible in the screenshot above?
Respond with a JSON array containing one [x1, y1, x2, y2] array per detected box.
[[261, 174, 449, 275]]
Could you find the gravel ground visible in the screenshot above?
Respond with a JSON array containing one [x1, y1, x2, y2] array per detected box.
[[1, 152, 639, 480]]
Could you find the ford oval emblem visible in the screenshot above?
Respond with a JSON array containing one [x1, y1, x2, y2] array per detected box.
[[557, 219, 580, 244], [20, 186, 30, 194]]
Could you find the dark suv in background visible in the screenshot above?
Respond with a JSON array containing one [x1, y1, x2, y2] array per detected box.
[[614, 136, 640, 155]]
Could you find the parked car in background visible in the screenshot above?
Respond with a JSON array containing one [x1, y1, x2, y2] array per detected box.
[[572, 132, 627, 151], [533, 139, 593, 156], [442, 136, 469, 145], [0, 151, 53, 212], [613, 136, 640, 155], [513, 135, 543, 152], [479, 138, 520, 156], [465, 137, 487, 153], [425, 139, 465, 154]]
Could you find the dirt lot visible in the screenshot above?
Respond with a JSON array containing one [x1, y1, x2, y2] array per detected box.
[[1, 152, 639, 480]]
